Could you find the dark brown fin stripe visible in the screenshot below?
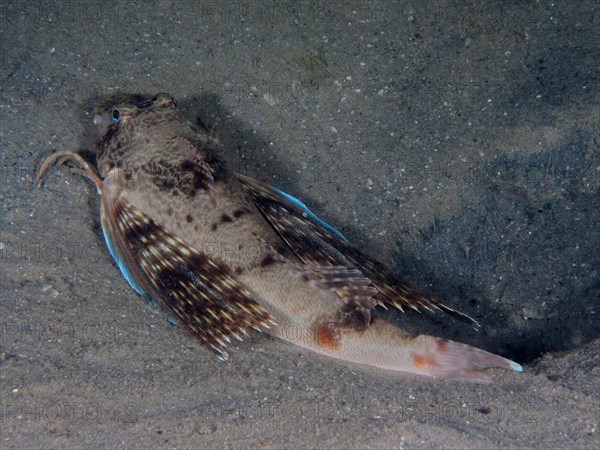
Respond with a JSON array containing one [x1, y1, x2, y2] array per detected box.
[[110, 196, 274, 359]]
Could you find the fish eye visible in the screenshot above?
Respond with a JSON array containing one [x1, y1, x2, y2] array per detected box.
[[112, 109, 120, 122]]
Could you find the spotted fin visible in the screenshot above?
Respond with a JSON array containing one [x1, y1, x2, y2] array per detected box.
[[101, 171, 274, 359], [235, 173, 478, 327]]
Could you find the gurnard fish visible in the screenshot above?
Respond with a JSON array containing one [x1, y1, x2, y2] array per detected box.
[[37, 93, 523, 382]]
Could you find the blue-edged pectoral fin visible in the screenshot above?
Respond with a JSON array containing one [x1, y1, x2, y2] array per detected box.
[[235, 173, 479, 327], [100, 169, 275, 359]]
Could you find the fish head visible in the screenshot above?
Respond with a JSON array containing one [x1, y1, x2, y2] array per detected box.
[[94, 93, 179, 176]]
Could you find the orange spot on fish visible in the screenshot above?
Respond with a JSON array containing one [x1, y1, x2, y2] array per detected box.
[[412, 354, 439, 370], [315, 323, 340, 351]]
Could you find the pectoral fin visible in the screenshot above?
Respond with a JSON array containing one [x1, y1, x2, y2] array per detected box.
[[101, 170, 274, 359], [235, 173, 478, 326]]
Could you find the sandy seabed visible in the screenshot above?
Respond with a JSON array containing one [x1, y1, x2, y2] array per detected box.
[[1, 1, 598, 448]]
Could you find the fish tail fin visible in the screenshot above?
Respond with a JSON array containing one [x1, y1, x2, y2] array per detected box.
[[293, 316, 523, 383], [406, 335, 523, 383]]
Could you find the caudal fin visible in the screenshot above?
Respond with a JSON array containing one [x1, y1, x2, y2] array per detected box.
[[409, 337, 523, 383], [299, 317, 523, 383]]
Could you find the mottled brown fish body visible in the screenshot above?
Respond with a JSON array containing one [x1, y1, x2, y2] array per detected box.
[[37, 93, 523, 382]]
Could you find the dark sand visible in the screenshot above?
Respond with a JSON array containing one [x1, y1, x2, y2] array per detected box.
[[1, 1, 598, 448]]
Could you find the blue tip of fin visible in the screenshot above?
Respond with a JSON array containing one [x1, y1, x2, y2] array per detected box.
[[101, 222, 146, 296], [273, 187, 348, 242], [510, 361, 524, 372]]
